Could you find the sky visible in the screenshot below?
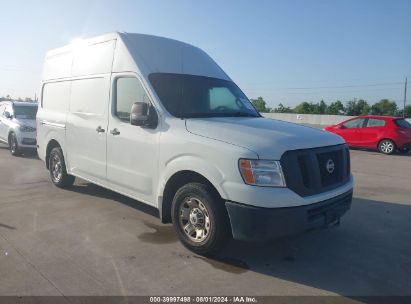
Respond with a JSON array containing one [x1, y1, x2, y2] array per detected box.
[[0, 0, 410, 108]]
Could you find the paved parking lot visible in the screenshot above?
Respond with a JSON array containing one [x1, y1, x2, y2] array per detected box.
[[0, 143, 410, 297]]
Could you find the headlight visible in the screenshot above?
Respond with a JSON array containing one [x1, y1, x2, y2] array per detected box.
[[19, 125, 36, 132], [239, 159, 286, 187]]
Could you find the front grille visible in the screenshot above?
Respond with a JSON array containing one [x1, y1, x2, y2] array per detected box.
[[298, 155, 310, 188], [281, 144, 350, 197], [22, 138, 37, 145]]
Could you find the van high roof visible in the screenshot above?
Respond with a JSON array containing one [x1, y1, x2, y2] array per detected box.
[[42, 32, 230, 82]]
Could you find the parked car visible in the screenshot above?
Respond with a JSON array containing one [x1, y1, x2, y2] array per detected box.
[[0, 101, 38, 156], [37, 33, 353, 254], [324, 115, 411, 155]]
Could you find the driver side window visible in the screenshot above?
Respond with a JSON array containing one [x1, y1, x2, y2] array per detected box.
[[115, 77, 150, 122], [343, 118, 365, 129]]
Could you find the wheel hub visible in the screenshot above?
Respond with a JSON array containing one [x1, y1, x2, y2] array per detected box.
[[179, 197, 211, 243], [381, 141, 393, 153], [189, 208, 205, 228], [51, 155, 62, 181]]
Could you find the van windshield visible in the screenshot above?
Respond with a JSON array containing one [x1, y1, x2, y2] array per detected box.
[[149, 73, 260, 118], [13, 105, 38, 120]]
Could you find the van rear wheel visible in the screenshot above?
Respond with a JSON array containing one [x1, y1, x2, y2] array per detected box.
[[171, 183, 230, 255], [49, 147, 75, 188]]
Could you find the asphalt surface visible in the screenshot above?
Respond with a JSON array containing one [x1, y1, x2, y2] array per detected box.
[[0, 142, 410, 297]]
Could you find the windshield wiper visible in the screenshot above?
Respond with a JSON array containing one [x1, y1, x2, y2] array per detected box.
[[230, 112, 258, 117], [182, 112, 258, 118], [182, 113, 216, 118], [183, 112, 259, 118]]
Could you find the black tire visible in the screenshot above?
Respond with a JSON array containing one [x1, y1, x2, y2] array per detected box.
[[48, 147, 75, 188], [378, 139, 395, 155], [171, 182, 230, 255], [8, 133, 21, 156]]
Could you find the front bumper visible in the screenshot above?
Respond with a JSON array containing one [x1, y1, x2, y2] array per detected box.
[[225, 190, 352, 241], [17, 132, 37, 148]]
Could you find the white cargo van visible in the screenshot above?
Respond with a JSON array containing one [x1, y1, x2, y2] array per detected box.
[[37, 33, 353, 254]]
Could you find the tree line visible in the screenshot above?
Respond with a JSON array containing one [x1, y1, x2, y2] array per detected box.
[[0, 95, 37, 102], [2, 94, 410, 118], [251, 97, 411, 117]]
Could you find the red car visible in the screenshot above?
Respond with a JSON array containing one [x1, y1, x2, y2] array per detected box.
[[324, 115, 411, 155]]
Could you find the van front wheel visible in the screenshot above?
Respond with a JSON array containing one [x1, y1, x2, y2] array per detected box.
[[171, 183, 230, 255], [49, 147, 75, 188]]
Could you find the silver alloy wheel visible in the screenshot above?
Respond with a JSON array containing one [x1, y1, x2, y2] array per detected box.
[[50, 153, 63, 182], [381, 141, 394, 154], [179, 197, 211, 243], [10, 136, 17, 153]]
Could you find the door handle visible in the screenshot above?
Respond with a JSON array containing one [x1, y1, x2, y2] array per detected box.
[[96, 126, 105, 133], [110, 128, 120, 136]]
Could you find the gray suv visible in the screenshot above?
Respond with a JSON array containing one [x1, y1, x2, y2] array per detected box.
[[0, 101, 38, 156]]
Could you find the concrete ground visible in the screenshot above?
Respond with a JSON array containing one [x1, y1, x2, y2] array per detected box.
[[0, 143, 410, 297]]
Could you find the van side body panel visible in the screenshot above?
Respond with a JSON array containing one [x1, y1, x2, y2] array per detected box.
[[37, 81, 70, 163], [66, 76, 111, 185]]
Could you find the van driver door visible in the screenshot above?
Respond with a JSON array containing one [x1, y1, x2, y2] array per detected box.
[[106, 74, 160, 206]]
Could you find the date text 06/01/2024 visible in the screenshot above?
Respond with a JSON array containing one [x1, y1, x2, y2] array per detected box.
[[149, 296, 257, 303]]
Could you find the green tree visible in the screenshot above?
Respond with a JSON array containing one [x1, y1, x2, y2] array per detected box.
[[371, 99, 398, 116], [273, 103, 293, 113], [1, 95, 36, 102], [325, 100, 345, 115], [345, 99, 370, 116], [356, 99, 370, 115], [405, 105, 411, 118], [397, 105, 411, 118], [293, 101, 327, 114], [251, 97, 271, 113], [294, 102, 314, 114], [316, 100, 327, 114]]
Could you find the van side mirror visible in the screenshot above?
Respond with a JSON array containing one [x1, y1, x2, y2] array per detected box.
[[4, 111, 12, 119], [130, 102, 158, 128]]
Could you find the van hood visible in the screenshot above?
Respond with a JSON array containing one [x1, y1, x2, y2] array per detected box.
[[185, 117, 344, 159], [12, 118, 37, 129]]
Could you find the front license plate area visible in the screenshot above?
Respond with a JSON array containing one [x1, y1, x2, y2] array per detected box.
[[325, 211, 340, 227]]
